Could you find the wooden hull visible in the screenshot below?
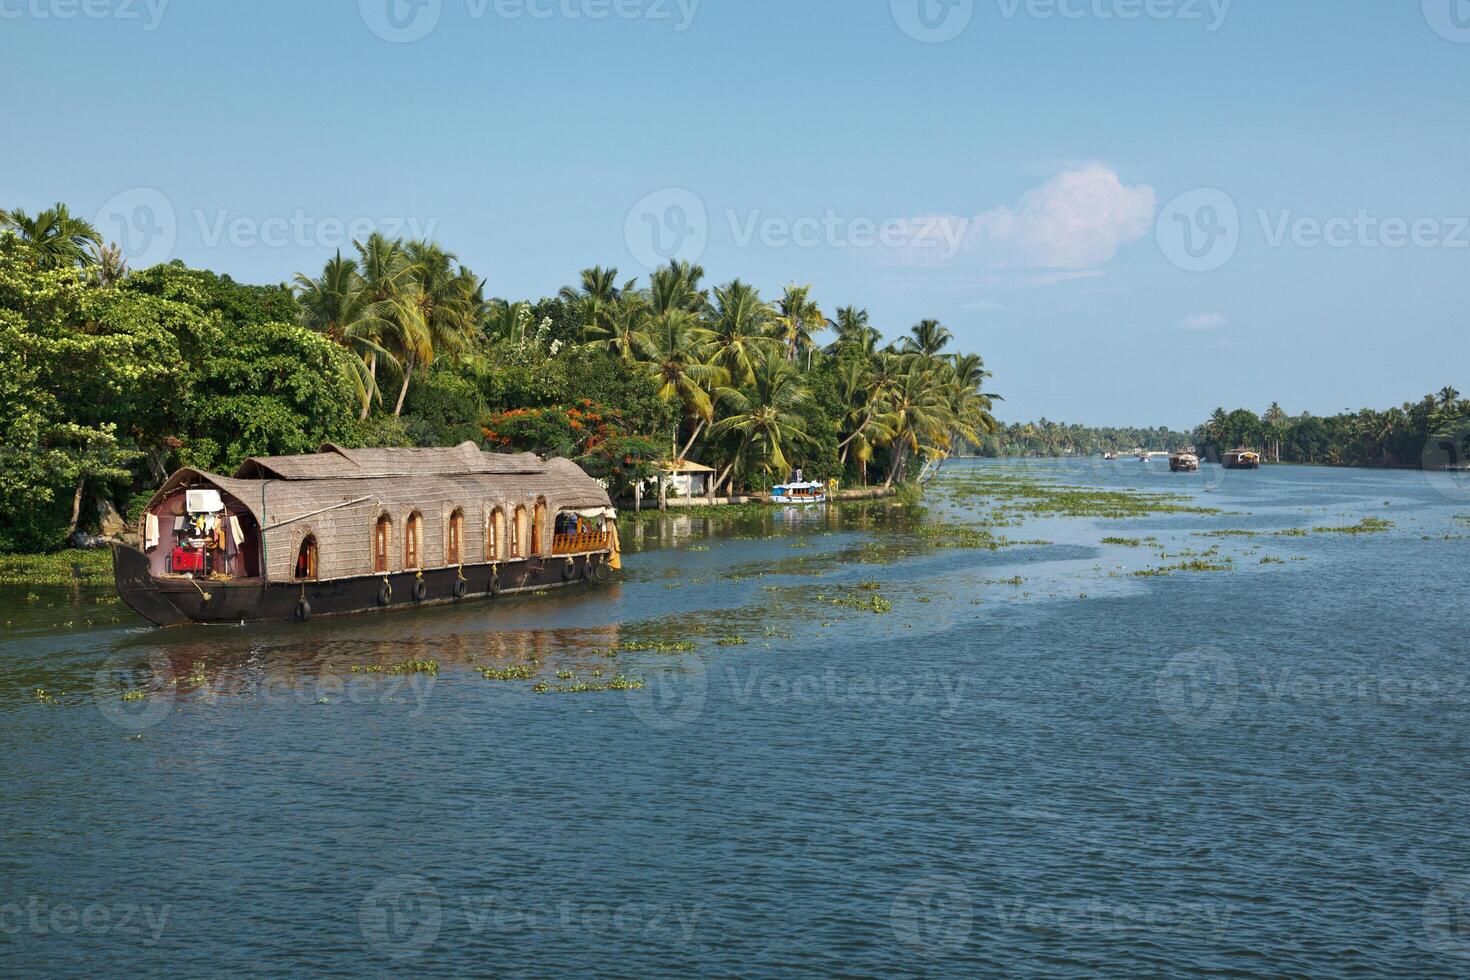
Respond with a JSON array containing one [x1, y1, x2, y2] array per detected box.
[[112, 543, 612, 627]]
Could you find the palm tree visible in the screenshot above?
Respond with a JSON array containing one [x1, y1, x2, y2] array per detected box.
[[835, 358, 896, 485], [484, 299, 535, 345], [1438, 387, 1461, 412], [560, 266, 632, 343], [880, 360, 953, 488], [772, 283, 826, 365], [390, 241, 478, 415], [592, 292, 652, 361], [648, 260, 707, 316], [708, 349, 813, 493], [4, 203, 103, 269], [351, 234, 421, 419], [634, 308, 730, 460], [697, 279, 775, 386], [89, 242, 128, 287], [829, 306, 881, 353], [1263, 401, 1288, 462], [294, 250, 395, 417], [900, 319, 953, 358]]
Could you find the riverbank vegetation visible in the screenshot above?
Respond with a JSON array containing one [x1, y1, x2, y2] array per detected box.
[[1194, 396, 1468, 468], [974, 420, 1192, 457], [0, 205, 998, 553]]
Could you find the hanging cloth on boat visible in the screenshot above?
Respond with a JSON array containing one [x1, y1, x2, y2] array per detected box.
[[607, 520, 622, 571], [145, 514, 159, 550]]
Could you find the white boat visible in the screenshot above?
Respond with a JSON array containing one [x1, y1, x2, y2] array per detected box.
[[770, 482, 827, 505]]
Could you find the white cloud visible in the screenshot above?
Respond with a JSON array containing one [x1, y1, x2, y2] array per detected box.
[[1180, 313, 1228, 331], [968, 165, 1156, 269]]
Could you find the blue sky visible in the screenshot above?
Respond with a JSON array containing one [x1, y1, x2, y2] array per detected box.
[[4, 0, 1468, 427]]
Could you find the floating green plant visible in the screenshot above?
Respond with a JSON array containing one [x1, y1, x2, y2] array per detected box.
[[1133, 559, 1234, 577], [1101, 537, 1143, 547], [1313, 517, 1394, 535], [352, 659, 439, 676], [121, 689, 147, 701], [533, 675, 645, 694], [716, 635, 749, 647], [479, 664, 536, 681], [0, 549, 113, 586], [620, 640, 696, 653]]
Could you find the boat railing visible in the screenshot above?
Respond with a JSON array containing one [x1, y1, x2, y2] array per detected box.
[[553, 531, 611, 555]]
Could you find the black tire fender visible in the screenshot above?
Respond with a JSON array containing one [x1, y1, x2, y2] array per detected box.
[[562, 558, 577, 581], [453, 578, 468, 600], [377, 580, 392, 606], [412, 578, 428, 602], [295, 599, 312, 623]]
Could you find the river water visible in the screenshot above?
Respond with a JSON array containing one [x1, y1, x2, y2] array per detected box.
[[3, 459, 1469, 977]]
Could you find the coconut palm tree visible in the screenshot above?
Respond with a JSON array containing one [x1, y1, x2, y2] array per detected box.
[[294, 251, 396, 416], [880, 360, 953, 488], [634, 307, 730, 460], [560, 266, 633, 343], [648, 259, 707, 316], [835, 358, 896, 485], [901, 319, 953, 359], [4, 203, 103, 269], [697, 279, 775, 387], [708, 349, 813, 493], [829, 305, 881, 353], [390, 241, 479, 415], [771, 283, 826, 365], [351, 234, 422, 419]]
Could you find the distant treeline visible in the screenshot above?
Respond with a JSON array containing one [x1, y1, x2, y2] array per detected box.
[[972, 421, 1194, 457], [1193, 394, 1468, 468]]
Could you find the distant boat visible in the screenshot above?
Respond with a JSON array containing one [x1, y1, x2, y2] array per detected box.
[[1170, 452, 1201, 473], [770, 482, 827, 505], [1103, 452, 1118, 461], [1223, 449, 1262, 470]]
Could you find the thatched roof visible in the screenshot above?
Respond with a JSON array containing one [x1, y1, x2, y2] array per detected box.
[[235, 441, 544, 480]]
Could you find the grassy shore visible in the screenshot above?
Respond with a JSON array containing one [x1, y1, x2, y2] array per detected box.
[[0, 549, 113, 587]]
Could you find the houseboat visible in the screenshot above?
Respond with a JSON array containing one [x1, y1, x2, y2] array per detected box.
[[1222, 449, 1262, 470], [770, 481, 828, 505], [112, 442, 619, 627], [1169, 452, 1201, 473]]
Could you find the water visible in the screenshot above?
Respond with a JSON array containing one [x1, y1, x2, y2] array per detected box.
[[3, 460, 1470, 977]]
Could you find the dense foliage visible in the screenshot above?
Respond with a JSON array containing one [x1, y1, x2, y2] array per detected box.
[[1193, 394, 1469, 467], [0, 208, 998, 551], [975, 420, 1193, 457]]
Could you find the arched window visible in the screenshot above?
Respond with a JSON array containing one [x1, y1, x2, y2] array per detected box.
[[512, 506, 527, 558], [448, 508, 465, 565], [488, 507, 503, 561], [405, 511, 423, 569], [374, 514, 392, 573], [532, 498, 547, 555], [295, 535, 318, 580]]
